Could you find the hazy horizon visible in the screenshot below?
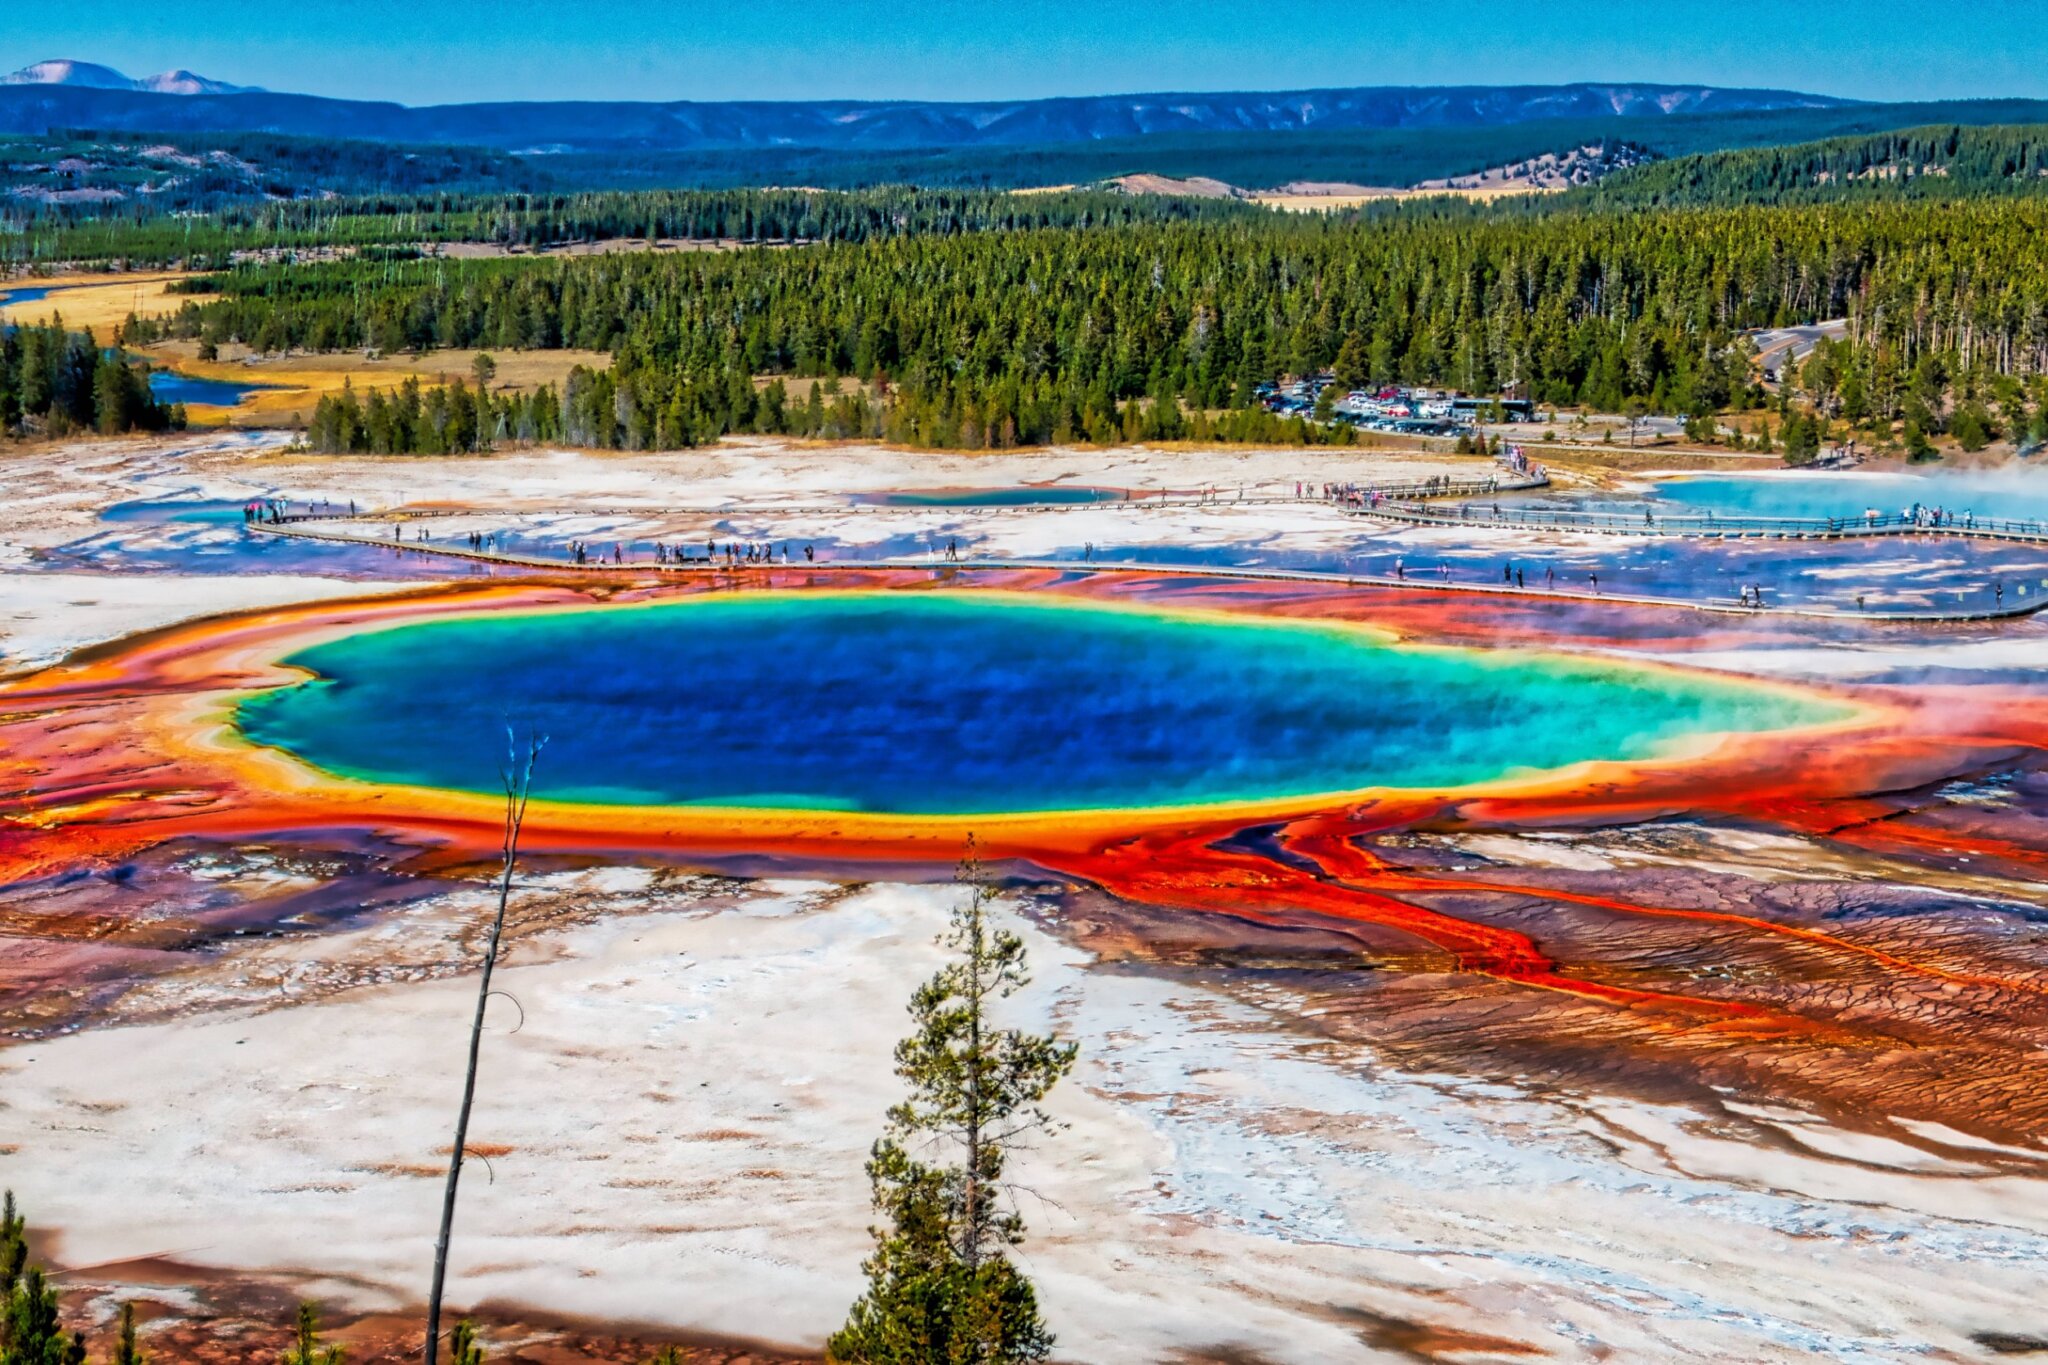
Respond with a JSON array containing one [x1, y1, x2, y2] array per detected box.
[[0, 60, 1890, 107], [7, 0, 2042, 107]]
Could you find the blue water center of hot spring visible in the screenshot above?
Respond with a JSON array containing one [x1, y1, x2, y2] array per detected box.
[[233, 593, 1847, 815]]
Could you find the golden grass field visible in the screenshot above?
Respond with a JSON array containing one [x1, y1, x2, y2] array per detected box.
[[1245, 190, 1401, 211], [1099, 173, 1567, 213], [753, 374, 879, 402], [431, 237, 767, 259], [0, 269, 682, 428], [0, 271, 196, 333], [134, 340, 613, 426], [1247, 184, 1569, 211]]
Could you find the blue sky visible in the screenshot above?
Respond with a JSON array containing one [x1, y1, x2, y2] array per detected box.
[[8, 0, 2044, 105]]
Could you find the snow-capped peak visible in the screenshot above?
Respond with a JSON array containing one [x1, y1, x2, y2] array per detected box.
[[3, 60, 138, 90], [2, 59, 260, 95], [138, 68, 258, 95]]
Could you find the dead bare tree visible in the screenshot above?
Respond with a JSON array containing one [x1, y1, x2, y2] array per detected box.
[[425, 728, 544, 1365]]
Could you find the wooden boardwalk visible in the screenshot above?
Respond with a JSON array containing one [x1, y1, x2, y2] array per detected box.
[[1354, 500, 2048, 544], [248, 519, 2046, 624]]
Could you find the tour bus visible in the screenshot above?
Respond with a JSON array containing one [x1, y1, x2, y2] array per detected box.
[[1449, 396, 1536, 422]]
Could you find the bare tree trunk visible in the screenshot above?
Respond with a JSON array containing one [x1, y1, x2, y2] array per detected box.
[[425, 732, 543, 1365], [962, 892, 984, 1272]]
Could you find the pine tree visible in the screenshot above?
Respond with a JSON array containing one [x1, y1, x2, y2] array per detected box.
[[1781, 409, 1822, 466], [0, 1193, 24, 1300], [109, 1303, 141, 1365], [1, 1193, 84, 1365], [1622, 397, 1650, 447], [1331, 330, 1370, 390], [278, 1303, 342, 1365], [827, 845, 1078, 1365], [2, 1266, 85, 1365], [1951, 403, 1993, 451]]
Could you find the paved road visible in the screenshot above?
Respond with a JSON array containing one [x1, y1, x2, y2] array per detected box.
[[1748, 320, 1851, 379]]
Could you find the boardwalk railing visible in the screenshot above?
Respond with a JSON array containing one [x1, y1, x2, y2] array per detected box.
[[1319, 472, 1549, 502], [1355, 499, 2048, 543], [245, 518, 2047, 623]]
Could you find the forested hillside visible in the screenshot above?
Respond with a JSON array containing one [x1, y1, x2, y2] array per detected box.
[[131, 198, 2048, 452], [5, 184, 1265, 267], [1581, 123, 2048, 205], [0, 128, 545, 212]]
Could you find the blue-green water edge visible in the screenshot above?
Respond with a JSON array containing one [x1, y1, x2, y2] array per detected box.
[[235, 594, 1847, 815]]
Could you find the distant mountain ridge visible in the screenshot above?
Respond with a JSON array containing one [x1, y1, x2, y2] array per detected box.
[[0, 68, 1851, 151], [3, 59, 259, 96]]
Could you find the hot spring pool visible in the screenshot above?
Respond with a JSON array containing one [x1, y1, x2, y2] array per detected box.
[[0, 285, 61, 309], [147, 369, 279, 407], [235, 593, 1846, 815], [1651, 470, 2048, 522]]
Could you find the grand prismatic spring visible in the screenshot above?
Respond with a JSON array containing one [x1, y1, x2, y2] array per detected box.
[[8, 433, 2048, 1362], [234, 593, 1847, 814]]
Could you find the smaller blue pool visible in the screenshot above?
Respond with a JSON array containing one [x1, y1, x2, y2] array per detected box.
[[1646, 471, 2048, 522], [0, 285, 59, 308], [852, 487, 1129, 508], [101, 498, 258, 526], [147, 370, 280, 407]]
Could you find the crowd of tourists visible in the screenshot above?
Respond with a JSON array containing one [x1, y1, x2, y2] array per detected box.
[[1899, 502, 1975, 529], [227, 478, 2019, 619], [559, 539, 819, 567], [1317, 469, 1536, 510], [241, 496, 358, 524]]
